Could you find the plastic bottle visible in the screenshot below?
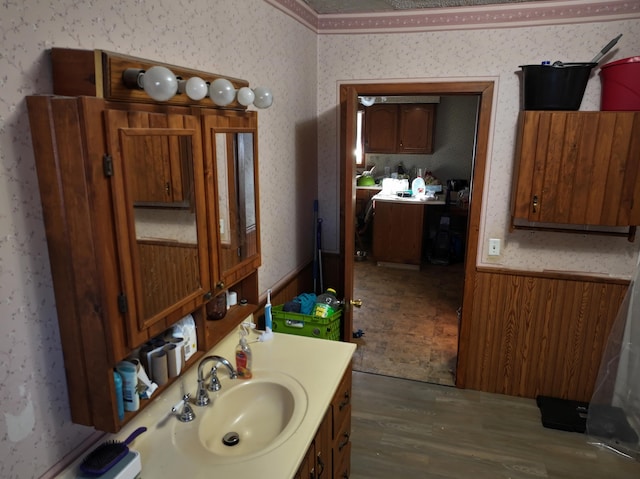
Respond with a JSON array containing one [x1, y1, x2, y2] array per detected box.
[[116, 361, 140, 412], [411, 168, 426, 197], [113, 370, 125, 421], [313, 288, 340, 318], [235, 326, 252, 379]]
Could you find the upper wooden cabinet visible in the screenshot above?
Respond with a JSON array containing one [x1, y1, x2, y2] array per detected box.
[[511, 110, 640, 233], [364, 103, 435, 154], [25, 49, 262, 433]]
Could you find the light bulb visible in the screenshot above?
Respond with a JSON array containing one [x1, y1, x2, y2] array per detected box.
[[209, 78, 236, 106], [359, 96, 375, 107], [185, 77, 208, 100], [237, 87, 255, 106], [253, 86, 273, 109], [141, 66, 178, 101]]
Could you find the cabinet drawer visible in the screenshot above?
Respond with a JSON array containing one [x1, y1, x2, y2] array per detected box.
[[333, 438, 351, 479], [332, 366, 352, 436]]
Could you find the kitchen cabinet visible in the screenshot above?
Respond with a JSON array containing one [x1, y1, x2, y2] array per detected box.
[[25, 49, 260, 432], [364, 104, 435, 154], [372, 199, 425, 266], [295, 365, 352, 478], [511, 110, 640, 236]]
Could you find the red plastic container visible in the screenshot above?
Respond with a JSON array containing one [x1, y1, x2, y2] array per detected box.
[[600, 56, 640, 111]]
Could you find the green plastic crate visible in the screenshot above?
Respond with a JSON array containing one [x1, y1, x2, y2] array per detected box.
[[271, 304, 342, 341]]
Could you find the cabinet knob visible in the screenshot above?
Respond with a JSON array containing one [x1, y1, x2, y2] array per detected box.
[[532, 195, 538, 213], [216, 281, 225, 290]]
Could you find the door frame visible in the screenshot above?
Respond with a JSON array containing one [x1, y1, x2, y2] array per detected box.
[[339, 81, 495, 387]]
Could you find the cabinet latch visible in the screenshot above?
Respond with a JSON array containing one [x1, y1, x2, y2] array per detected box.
[[103, 154, 114, 177], [117, 293, 128, 313]]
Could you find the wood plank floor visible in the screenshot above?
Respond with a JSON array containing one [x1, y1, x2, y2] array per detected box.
[[350, 371, 640, 478]]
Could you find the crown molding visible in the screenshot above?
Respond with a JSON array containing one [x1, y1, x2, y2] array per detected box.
[[264, 0, 640, 33]]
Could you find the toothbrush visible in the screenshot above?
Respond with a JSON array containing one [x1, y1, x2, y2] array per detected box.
[[260, 289, 274, 341]]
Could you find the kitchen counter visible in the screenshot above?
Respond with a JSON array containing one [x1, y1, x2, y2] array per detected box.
[[56, 317, 356, 479], [372, 191, 445, 205]]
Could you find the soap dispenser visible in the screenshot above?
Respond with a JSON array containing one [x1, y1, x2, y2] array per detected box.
[[235, 325, 253, 379]]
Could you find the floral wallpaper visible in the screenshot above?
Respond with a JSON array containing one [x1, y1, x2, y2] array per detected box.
[[1, 0, 639, 477]]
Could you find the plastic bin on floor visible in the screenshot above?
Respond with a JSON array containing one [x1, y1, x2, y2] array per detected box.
[[271, 304, 342, 341]]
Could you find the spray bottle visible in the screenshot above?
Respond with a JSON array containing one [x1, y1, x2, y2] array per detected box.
[[259, 288, 274, 342]]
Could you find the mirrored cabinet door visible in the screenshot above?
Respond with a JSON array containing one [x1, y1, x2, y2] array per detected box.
[[105, 110, 211, 344], [202, 111, 261, 289]]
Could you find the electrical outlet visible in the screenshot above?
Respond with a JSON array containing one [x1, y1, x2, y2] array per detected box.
[[488, 238, 501, 256]]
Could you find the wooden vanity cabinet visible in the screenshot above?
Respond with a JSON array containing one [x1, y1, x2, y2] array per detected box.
[[364, 104, 435, 154], [295, 365, 352, 479], [511, 111, 640, 231]]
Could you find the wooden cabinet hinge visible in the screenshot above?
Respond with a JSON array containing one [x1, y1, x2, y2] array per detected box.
[[103, 154, 114, 177], [117, 293, 128, 313]]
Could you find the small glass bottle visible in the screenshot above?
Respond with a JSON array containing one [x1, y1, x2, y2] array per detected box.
[[235, 330, 252, 379]]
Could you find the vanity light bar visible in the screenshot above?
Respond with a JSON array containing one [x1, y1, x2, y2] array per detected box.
[[122, 66, 273, 108], [49, 49, 270, 109]]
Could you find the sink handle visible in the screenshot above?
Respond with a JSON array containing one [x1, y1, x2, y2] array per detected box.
[[172, 393, 196, 422], [208, 366, 222, 392]]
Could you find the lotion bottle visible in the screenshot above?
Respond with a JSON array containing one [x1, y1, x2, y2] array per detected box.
[[235, 326, 253, 379]]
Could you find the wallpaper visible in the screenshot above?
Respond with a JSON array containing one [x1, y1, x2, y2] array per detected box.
[[0, 1, 317, 477], [316, 20, 640, 276], [1, 0, 639, 477]]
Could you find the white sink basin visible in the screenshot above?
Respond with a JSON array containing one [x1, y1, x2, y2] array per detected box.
[[172, 370, 307, 464]]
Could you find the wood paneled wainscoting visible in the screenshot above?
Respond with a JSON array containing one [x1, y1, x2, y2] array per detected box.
[[457, 267, 629, 402]]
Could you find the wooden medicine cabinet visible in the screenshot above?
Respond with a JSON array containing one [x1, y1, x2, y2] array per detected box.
[[26, 49, 262, 432]]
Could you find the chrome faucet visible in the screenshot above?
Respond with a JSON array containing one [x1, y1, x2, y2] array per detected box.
[[195, 355, 237, 406]]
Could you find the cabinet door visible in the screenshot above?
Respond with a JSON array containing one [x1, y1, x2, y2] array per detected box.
[[364, 104, 398, 153], [512, 111, 640, 226], [201, 110, 261, 292], [332, 366, 352, 478], [398, 104, 435, 153], [372, 201, 424, 264], [105, 110, 211, 346]]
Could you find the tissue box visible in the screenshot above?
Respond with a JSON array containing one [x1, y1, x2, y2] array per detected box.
[[271, 305, 342, 341]]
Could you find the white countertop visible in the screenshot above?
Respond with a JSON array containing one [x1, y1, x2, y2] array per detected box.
[[57, 319, 356, 479], [372, 191, 446, 205]]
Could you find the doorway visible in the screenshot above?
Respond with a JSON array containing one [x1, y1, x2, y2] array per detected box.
[[339, 81, 495, 388]]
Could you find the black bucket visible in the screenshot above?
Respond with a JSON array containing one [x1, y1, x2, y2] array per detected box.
[[519, 62, 596, 110]]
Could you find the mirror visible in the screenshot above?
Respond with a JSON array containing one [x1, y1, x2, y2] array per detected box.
[[214, 131, 260, 276], [110, 116, 210, 333]]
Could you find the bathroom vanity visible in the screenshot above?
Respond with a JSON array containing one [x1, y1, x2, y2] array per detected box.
[[56, 329, 355, 479]]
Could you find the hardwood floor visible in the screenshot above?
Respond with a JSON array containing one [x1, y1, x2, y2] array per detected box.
[[350, 371, 640, 478], [352, 258, 463, 386]]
